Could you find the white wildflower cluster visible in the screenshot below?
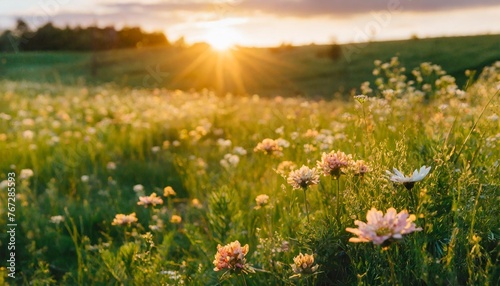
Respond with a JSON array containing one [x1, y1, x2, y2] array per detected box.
[[220, 153, 240, 169]]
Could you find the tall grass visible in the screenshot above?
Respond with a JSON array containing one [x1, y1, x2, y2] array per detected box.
[[0, 58, 499, 285]]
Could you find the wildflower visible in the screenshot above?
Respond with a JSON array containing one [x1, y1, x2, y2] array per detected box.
[[213, 241, 251, 273], [275, 126, 284, 134], [170, 215, 182, 224], [291, 253, 319, 277], [137, 193, 163, 207], [19, 169, 34, 180], [112, 213, 138, 226], [253, 138, 283, 156], [149, 216, 164, 231], [317, 150, 352, 179], [276, 160, 297, 177], [346, 207, 422, 246], [233, 146, 247, 155], [254, 194, 269, 209], [276, 138, 290, 148], [151, 146, 161, 153], [133, 184, 145, 193], [0, 180, 9, 189], [220, 153, 240, 169], [106, 162, 116, 170], [350, 160, 370, 176], [217, 138, 232, 148], [163, 186, 176, 197], [23, 130, 34, 140], [50, 215, 65, 224], [354, 94, 368, 104], [386, 165, 431, 190], [81, 175, 90, 183], [287, 165, 320, 190], [191, 198, 203, 209], [162, 140, 170, 149]]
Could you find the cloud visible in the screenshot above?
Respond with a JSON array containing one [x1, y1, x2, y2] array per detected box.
[[102, 0, 500, 18]]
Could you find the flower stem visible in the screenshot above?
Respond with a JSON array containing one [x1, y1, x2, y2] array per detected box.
[[336, 179, 341, 222], [385, 249, 397, 286], [303, 188, 310, 223], [240, 274, 248, 286]]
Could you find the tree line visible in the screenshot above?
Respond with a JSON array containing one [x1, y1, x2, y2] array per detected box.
[[0, 19, 169, 52]]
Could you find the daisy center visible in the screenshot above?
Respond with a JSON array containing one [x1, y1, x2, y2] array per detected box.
[[376, 227, 392, 236]]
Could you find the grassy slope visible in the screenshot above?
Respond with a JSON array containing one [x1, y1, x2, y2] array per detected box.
[[0, 34, 499, 97]]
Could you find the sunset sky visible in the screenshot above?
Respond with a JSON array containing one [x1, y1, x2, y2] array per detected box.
[[1, 0, 500, 48]]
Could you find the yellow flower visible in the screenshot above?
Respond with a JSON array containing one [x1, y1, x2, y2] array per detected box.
[[170, 215, 182, 224], [163, 186, 177, 197], [191, 198, 203, 209]]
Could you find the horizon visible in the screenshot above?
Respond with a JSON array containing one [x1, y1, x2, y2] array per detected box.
[[1, 1, 500, 49]]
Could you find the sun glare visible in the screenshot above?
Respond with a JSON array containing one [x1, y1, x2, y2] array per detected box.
[[204, 25, 240, 51]]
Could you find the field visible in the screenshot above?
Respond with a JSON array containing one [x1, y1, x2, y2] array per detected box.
[[1, 34, 500, 97], [0, 50, 499, 285]]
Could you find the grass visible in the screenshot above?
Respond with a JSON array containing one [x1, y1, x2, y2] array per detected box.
[[1, 34, 499, 97], [0, 56, 499, 285]]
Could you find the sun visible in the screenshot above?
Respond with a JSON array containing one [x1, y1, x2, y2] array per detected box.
[[204, 25, 240, 51]]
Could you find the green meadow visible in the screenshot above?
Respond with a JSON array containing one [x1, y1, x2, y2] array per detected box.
[[0, 35, 499, 285], [1, 34, 500, 97]]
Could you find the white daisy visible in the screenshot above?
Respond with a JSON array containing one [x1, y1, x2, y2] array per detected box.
[[386, 165, 431, 190]]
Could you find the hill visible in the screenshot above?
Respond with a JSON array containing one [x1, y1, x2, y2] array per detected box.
[[1, 34, 499, 97]]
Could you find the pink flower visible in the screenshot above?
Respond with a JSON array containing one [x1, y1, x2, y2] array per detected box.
[[137, 193, 163, 207], [346, 207, 422, 246], [111, 213, 138, 226], [253, 138, 283, 156], [213, 241, 250, 272], [350, 160, 370, 176], [317, 150, 352, 178]]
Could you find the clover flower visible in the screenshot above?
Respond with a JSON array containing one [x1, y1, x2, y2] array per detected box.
[[317, 150, 352, 178], [112, 213, 138, 226], [133, 184, 144, 192], [346, 207, 422, 246], [19, 169, 34, 180], [350, 160, 370, 176], [253, 138, 283, 156], [291, 253, 319, 277], [287, 165, 320, 190], [220, 153, 240, 169], [137, 193, 163, 207], [213, 241, 250, 273], [50, 215, 65, 224], [386, 165, 431, 190], [275, 160, 297, 178], [254, 194, 269, 209]]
